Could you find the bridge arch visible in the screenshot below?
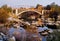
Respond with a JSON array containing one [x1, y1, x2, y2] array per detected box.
[[18, 10, 42, 15]]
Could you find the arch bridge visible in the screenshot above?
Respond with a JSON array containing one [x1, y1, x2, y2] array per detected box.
[[16, 10, 42, 16]]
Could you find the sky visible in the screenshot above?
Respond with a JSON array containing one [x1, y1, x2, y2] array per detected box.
[[0, 0, 60, 8]]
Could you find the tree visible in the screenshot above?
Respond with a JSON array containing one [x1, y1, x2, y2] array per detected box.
[[49, 2, 60, 22], [50, 2, 60, 14], [1, 4, 12, 13], [45, 5, 51, 10], [36, 4, 40, 9], [0, 8, 10, 23]]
